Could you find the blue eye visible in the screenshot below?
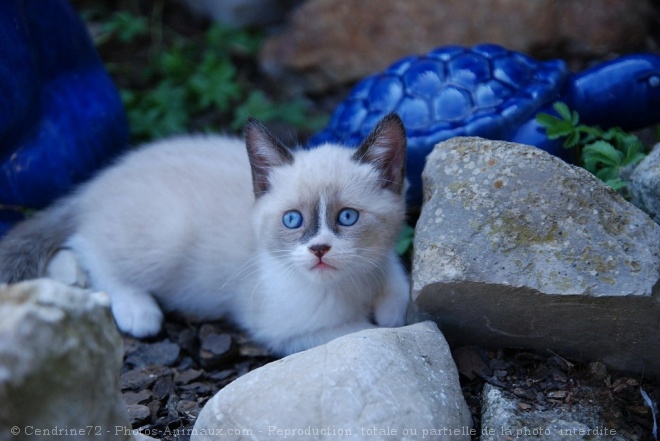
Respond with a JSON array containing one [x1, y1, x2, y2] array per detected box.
[[337, 208, 359, 226], [282, 210, 303, 229]]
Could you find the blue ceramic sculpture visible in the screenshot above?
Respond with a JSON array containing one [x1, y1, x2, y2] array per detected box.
[[0, 0, 129, 233], [310, 44, 660, 206]]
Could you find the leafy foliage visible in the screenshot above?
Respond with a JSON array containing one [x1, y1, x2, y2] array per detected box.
[[395, 224, 415, 257], [87, 5, 326, 142], [536, 102, 647, 192]]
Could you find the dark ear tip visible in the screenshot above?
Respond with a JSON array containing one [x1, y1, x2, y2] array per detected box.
[[244, 117, 265, 137], [383, 112, 402, 123], [380, 113, 405, 133]]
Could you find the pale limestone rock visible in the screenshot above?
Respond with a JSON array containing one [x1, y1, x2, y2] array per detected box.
[[0, 279, 154, 441], [193, 322, 472, 441]]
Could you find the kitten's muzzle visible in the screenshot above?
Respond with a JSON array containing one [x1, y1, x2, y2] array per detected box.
[[309, 244, 331, 258]]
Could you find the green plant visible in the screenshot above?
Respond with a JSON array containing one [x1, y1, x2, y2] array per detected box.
[[89, 6, 326, 142], [536, 102, 647, 192], [395, 224, 415, 256]]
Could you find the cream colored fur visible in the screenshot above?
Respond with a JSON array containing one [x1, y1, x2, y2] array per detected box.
[[0, 116, 410, 355]]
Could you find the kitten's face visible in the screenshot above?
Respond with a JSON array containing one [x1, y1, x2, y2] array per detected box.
[[245, 115, 407, 284], [254, 147, 404, 282]]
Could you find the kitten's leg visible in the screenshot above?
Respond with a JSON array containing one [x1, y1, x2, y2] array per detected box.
[[69, 235, 164, 338], [373, 253, 410, 327]]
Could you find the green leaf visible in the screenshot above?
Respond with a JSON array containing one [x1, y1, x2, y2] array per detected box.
[[121, 82, 189, 141], [102, 12, 149, 43], [595, 167, 619, 182], [564, 130, 581, 149], [231, 90, 278, 130], [621, 140, 646, 167], [546, 119, 576, 140], [535, 112, 561, 129], [553, 101, 575, 122], [583, 141, 623, 170], [604, 178, 628, 192], [395, 225, 415, 256], [535, 101, 648, 197], [188, 57, 241, 111]]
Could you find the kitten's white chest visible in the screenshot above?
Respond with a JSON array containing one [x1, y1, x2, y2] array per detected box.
[[234, 252, 374, 349]]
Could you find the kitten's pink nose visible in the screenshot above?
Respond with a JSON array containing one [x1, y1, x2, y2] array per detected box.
[[309, 244, 331, 258]]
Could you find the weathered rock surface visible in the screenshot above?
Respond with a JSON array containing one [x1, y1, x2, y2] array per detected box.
[[410, 137, 660, 377], [0, 279, 153, 441], [192, 322, 472, 440], [480, 384, 619, 441], [260, 0, 653, 91], [629, 143, 660, 224]]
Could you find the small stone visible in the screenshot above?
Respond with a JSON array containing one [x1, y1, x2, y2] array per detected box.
[[588, 361, 609, 381], [176, 400, 200, 417], [490, 359, 511, 371], [152, 375, 174, 401], [127, 404, 151, 428], [175, 369, 204, 385], [201, 333, 232, 355], [125, 340, 181, 368], [163, 321, 186, 343], [122, 337, 141, 358], [121, 366, 172, 391], [199, 323, 224, 339], [180, 382, 214, 395], [176, 356, 195, 371], [123, 390, 152, 405], [238, 341, 272, 357], [494, 370, 508, 378], [147, 400, 161, 421], [207, 370, 234, 382], [177, 328, 197, 351], [198, 333, 237, 369]]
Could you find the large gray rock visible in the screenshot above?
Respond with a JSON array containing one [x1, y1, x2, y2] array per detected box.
[[193, 322, 472, 440], [410, 137, 660, 376], [0, 279, 152, 441], [629, 143, 660, 224]]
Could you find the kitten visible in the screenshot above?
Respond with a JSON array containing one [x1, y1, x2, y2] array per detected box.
[[0, 114, 410, 355]]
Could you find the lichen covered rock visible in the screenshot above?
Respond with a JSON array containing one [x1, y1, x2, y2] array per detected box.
[[411, 137, 660, 376]]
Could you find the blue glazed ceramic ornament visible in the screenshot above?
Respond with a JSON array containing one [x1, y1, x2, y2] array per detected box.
[[309, 44, 660, 206], [0, 0, 129, 233]]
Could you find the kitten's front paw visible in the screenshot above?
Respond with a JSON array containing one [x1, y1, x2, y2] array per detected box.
[[111, 294, 163, 338], [374, 302, 407, 328]]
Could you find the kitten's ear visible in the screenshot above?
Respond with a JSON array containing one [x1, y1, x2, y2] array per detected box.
[[245, 118, 294, 197], [352, 113, 407, 194]]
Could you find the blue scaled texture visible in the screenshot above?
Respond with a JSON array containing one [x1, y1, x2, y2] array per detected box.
[[310, 44, 660, 207]]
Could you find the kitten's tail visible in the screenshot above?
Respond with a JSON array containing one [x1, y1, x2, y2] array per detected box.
[[0, 197, 78, 283]]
